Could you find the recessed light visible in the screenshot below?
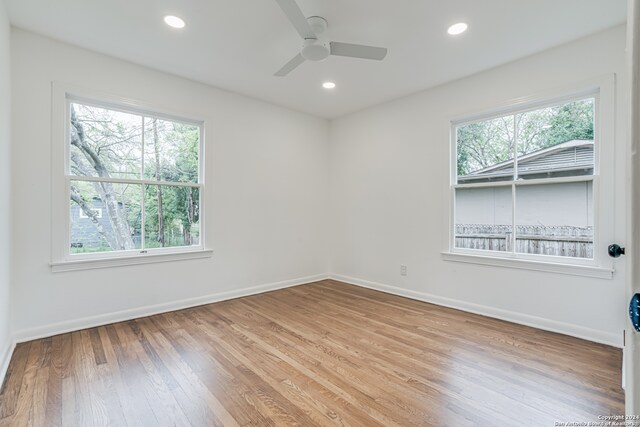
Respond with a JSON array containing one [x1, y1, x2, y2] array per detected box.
[[164, 15, 186, 29], [322, 81, 336, 89], [447, 22, 468, 36]]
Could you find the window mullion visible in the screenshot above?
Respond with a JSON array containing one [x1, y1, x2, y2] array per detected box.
[[67, 175, 201, 187], [141, 116, 146, 251], [141, 115, 145, 180], [141, 184, 146, 252], [512, 114, 518, 255], [454, 175, 594, 190], [511, 184, 516, 254], [512, 115, 518, 180]]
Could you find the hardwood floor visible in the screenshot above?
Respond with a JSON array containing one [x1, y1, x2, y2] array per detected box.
[[0, 280, 624, 426]]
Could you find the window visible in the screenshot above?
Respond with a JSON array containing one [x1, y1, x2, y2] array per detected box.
[[63, 97, 204, 259], [452, 95, 598, 262]]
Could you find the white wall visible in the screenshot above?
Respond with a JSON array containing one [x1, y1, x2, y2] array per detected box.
[[10, 29, 329, 337], [329, 26, 628, 346], [0, 0, 12, 375]]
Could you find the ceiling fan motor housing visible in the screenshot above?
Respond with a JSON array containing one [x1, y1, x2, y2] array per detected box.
[[301, 38, 330, 61]]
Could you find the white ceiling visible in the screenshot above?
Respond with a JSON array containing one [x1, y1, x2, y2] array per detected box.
[[5, 0, 627, 118]]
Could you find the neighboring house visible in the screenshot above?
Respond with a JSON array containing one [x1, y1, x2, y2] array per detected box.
[[70, 199, 114, 249], [70, 199, 140, 249], [456, 140, 594, 258], [458, 139, 594, 183]]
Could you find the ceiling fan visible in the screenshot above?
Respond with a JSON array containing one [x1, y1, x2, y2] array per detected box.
[[273, 0, 388, 77]]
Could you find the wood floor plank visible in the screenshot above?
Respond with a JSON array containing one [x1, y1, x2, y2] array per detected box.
[[0, 343, 30, 419], [9, 341, 41, 426], [106, 323, 161, 426], [71, 330, 107, 427], [29, 366, 49, 426], [44, 335, 63, 427], [96, 325, 142, 427], [0, 280, 625, 426]]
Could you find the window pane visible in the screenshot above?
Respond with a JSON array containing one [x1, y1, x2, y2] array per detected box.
[[515, 182, 593, 258], [456, 115, 515, 184], [144, 118, 199, 183], [70, 181, 142, 253], [144, 185, 200, 248], [455, 187, 513, 252], [70, 103, 143, 180], [516, 98, 594, 180]]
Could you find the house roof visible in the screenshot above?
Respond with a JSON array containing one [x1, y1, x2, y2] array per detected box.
[[458, 140, 594, 183]]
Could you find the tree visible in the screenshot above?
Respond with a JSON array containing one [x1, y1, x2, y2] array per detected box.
[[141, 120, 199, 247], [70, 106, 137, 250], [457, 99, 594, 177], [456, 116, 515, 176], [151, 118, 165, 247]]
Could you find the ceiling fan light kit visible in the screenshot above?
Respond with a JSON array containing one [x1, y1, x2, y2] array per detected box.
[[274, 0, 388, 76]]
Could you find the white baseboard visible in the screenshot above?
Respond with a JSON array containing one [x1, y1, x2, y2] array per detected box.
[[330, 274, 622, 348], [13, 273, 329, 344], [0, 336, 16, 389]]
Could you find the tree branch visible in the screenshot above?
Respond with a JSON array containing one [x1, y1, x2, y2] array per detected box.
[[70, 185, 119, 249]]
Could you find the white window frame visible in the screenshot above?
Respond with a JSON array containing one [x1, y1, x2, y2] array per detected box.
[[442, 75, 616, 279], [51, 83, 212, 272]]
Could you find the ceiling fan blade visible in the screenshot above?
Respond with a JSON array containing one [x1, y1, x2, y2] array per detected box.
[[274, 53, 306, 76], [274, 0, 315, 39], [330, 42, 388, 60]]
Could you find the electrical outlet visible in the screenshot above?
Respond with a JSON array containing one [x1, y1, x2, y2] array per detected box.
[[400, 265, 407, 276]]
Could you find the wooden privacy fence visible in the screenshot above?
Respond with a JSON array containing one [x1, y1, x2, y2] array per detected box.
[[455, 224, 594, 258]]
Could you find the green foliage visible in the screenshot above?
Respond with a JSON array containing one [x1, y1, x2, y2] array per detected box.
[[457, 116, 515, 176], [457, 99, 594, 177], [144, 185, 200, 247], [545, 100, 593, 146], [143, 121, 200, 247]]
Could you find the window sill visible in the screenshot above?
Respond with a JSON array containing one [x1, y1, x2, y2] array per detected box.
[[50, 249, 214, 273], [441, 251, 614, 280]]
